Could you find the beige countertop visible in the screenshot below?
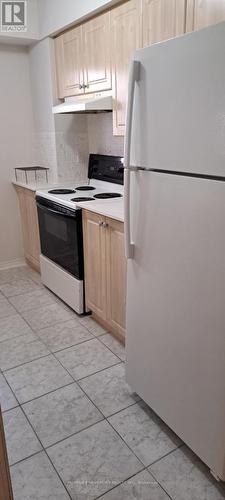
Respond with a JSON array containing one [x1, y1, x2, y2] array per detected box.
[[75, 197, 124, 222], [12, 181, 49, 192]]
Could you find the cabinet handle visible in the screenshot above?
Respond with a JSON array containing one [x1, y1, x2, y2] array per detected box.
[[79, 84, 84, 89], [99, 221, 103, 226], [102, 222, 108, 229], [84, 84, 89, 89]]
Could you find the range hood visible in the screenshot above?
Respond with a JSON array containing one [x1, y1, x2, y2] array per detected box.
[[52, 92, 112, 114]]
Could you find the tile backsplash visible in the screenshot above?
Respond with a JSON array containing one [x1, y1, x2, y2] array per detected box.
[[87, 113, 124, 157], [54, 113, 124, 182], [54, 114, 89, 182], [32, 132, 58, 183]]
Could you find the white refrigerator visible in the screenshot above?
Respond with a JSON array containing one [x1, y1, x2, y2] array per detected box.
[[125, 22, 225, 481]]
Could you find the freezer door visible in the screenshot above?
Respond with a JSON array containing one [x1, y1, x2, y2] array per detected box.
[[126, 170, 225, 480], [130, 21, 225, 176]]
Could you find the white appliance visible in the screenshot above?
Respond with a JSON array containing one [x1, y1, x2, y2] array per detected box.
[[52, 92, 112, 114], [125, 22, 225, 481], [36, 154, 124, 314]]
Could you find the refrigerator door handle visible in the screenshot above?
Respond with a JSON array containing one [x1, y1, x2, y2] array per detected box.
[[124, 60, 140, 259]]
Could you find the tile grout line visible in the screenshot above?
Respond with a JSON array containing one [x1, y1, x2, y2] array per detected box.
[[94, 468, 174, 500], [2, 268, 224, 499], [93, 333, 125, 362], [9, 449, 44, 469], [2, 352, 52, 374], [19, 405, 74, 500], [1, 361, 74, 499], [1, 271, 125, 361], [42, 448, 74, 500], [2, 370, 76, 406], [147, 467, 175, 500], [1, 273, 177, 500]]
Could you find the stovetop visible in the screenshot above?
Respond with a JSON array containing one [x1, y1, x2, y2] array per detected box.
[[36, 180, 123, 210], [36, 154, 124, 210]]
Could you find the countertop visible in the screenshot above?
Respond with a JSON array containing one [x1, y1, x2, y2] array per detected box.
[[12, 181, 49, 192], [75, 197, 124, 222]]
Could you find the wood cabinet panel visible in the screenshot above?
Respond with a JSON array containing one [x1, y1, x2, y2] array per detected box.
[[54, 35, 65, 99], [26, 191, 41, 267], [0, 407, 14, 500], [83, 12, 111, 92], [143, 0, 186, 47], [82, 210, 126, 341], [55, 26, 84, 97], [62, 26, 84, 96], [82, 211, 107, 318], [15, 186, 40, 272], [106, 218, 126, 339], [186, 0, 225, 32], [111, 0, 142, 136]]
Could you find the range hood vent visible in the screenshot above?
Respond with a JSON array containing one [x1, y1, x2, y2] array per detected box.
[[52, 92, 112, 114]]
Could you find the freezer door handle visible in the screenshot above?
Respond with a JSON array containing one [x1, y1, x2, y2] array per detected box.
[[124, 60, 140, 259]]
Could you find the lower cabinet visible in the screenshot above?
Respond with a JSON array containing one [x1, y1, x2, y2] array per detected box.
[[14, 186, 41, 272], [82, 210, 126, 342]]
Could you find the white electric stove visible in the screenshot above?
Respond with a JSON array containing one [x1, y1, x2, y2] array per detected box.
[[36, 154, 124, 314]]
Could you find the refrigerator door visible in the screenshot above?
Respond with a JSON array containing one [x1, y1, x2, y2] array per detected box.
[[126, 169, 225, 480], [130, 21, 225, 176]]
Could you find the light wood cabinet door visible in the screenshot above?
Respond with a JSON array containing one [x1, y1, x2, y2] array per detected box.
[[55, 26, 84, 97], [0, 407, 13, 500], [82, 210, 127, 342], [83, 12, 111, 93], [15, 186, 40, 272], [186, 0, 225, 32], [111, 0, 142, 136], [106, 218, 126, 340], [26, 191, 41, 268], [143, 0, 186, 47], [16, 187, 30, 260], [82, 211, 107, 319], [54, 35, 65, 99]]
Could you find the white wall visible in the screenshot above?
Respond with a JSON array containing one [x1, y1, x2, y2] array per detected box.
[[28, 38, 90, 183], [38, 0, 120, 38], [0, 45, 35, 267], [29, 38, 57, 182]]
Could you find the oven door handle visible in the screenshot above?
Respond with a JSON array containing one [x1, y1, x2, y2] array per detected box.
[[36, 202, 77, 219]]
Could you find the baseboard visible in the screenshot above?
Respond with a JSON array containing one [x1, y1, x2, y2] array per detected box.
[[0, 258, 26, 271]]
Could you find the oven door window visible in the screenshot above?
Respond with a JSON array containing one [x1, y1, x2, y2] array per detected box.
[[37, 203, 84, 279]]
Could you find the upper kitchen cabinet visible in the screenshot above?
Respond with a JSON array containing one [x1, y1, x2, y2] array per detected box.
[[83, 12, 111, 92], [186, 0, 225, 32], [142, 0, 186, 47], [111, 0, 142, 136], [54, 12, 111, 98], [55, 26, 84, 98]]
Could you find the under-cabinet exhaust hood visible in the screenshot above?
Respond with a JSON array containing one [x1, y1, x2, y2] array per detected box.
[[52, 92, 112, 114]]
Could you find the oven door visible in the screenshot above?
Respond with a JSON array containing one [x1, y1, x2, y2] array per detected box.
[[36, 196, 84, 280]]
